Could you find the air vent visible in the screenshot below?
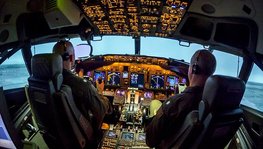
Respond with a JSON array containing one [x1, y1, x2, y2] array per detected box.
[[46, 0, 57, 10]]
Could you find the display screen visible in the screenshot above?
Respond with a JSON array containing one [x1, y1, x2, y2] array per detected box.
[[144, 92, 154, 99], [107, 130, 116, 138], [150, 75, 164, 89], [121, 132, 134, 141], [130, 73, 144, 88], [181, 78, 187, 84], [107, 72, 121, 86], [116, 89, 126, 96], [86, 71, 92, 77], [138, 133, 146, 141], [166, 76, 179, 90], [123, 71, 129, 78], [0, 114, 16, 149], [94, 71, 105, 81]]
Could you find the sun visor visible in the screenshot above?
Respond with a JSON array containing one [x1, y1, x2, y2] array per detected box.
[[44, 0, 82, 29]]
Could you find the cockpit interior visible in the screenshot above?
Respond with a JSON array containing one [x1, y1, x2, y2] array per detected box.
[[0, 0, 263, 149], [72, 54, 190, 148]]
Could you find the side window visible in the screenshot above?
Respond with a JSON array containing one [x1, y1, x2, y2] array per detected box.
[[0, 50, 29, 90], [0, 42, 57, 90], [213, 50, 243, 77], [241, 64, 263, 112], [31, 42, 55, 55]]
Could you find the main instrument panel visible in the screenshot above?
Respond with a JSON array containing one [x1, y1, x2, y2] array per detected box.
[[86, 62, 186, 90]]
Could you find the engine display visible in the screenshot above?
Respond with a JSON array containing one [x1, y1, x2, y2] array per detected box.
[[107, 72, 121, 86], [130, 73, 144, 88], [150, 75, 165, 89], [166, 75, 179, 90], [123, 71, 129, 78]]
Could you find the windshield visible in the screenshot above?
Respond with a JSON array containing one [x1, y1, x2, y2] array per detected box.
[[0, 36, 262, 112], [91, 36, 243, 77]]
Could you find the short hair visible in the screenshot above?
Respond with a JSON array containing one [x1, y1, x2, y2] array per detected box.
[[190, 49, 216, 76], [53, 40, 74, 57]]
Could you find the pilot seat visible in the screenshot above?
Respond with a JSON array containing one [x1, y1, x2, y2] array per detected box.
[[27, 54, 94, 149], [162, 75, 245, 149]]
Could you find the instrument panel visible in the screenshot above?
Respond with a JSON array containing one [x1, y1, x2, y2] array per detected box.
[[83, 62, 187, 92]]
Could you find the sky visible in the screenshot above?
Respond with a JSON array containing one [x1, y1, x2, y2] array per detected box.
[[2, 36, 263, 83]]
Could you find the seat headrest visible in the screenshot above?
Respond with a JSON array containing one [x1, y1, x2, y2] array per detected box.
[[31, 54, 63, 90], [201, 75, 245, 115]]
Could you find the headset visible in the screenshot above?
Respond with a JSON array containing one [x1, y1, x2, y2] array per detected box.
[[58, 40, 73, 62], [192, 50, 202, 74]]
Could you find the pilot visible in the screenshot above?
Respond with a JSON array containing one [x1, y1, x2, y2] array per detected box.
[[53, 40, 111, 144], [145, 49, 216, 148]]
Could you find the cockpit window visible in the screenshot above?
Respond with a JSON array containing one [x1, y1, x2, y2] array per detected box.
[[141, 37, 202, 61], [31, 42, 54, 55], [0, 42, 56, 90], [241, 64, 263, 112], [0, 50, 29, 90], [212, 50, 243, 77], [92, 36, 135, 55]]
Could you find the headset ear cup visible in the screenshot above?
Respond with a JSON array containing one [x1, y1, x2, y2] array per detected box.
[[192, 64, 199, 74], [62, 52, 70, 61]]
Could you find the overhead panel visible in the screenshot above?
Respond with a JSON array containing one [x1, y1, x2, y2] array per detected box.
[[74, 0, 191, 38]]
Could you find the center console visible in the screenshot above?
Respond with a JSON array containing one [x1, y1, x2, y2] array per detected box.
[[100, 88, 150, 149]]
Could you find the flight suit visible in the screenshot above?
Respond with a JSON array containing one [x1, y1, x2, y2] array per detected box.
[[62, 69, 108, 134], [145, 86, 204, 148]]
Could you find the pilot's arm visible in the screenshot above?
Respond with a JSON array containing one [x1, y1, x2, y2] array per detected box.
[[88, 83, 109, 123], [145, 95, 183, 148], [76, 80, 107, 130]]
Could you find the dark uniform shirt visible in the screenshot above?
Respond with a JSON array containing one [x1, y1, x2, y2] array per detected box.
[[62, 69, 107, 131], [145, 86, 204, 148]]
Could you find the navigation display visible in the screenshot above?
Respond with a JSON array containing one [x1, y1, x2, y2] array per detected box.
[[121, 132, 134, 141], [94, 71, 105, 81], [166, 76, 179, 90], [138, 133, 146, 141], [107, 72, 121, 86], [107, 130, 116, 138], [150, 75, 164, 89], [130, 73, 144, 88]]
